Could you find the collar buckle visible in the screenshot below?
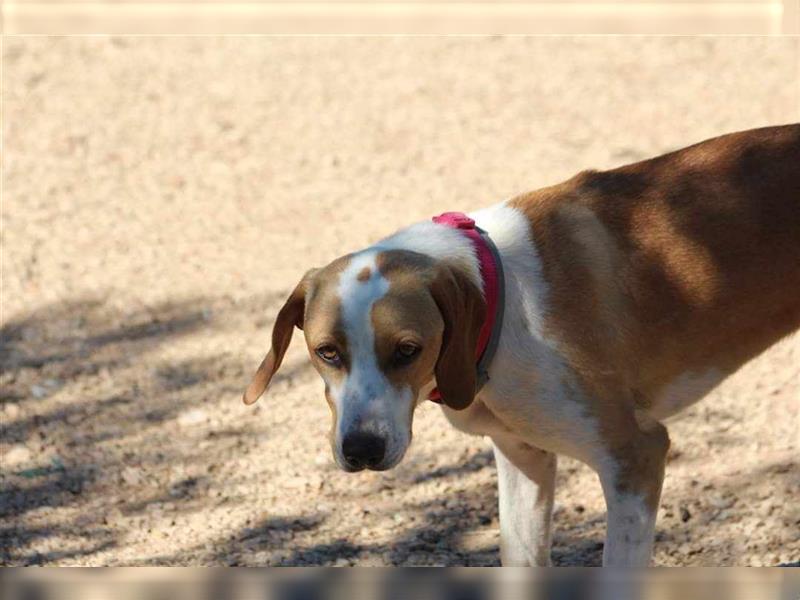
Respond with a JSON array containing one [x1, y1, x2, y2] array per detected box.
[[432, 212, 476, 230]]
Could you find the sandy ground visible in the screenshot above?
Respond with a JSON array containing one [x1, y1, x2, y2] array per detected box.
[[1, 36, 799, 566]]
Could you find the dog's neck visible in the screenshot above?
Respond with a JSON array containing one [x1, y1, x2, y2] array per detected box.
[[373, 220, 483, 292]]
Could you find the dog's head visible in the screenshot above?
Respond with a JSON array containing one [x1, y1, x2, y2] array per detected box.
[[243, 249, 486, 471]]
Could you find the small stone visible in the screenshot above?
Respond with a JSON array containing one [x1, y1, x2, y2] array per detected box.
[[30, 385, 48, 399], [5, 445, 32, 466], [66, 412, 83, 425], [709, 495, 734, 509], [121, 466, 142, 485], [177, 408, 208, 427], [3, 403, 21, 419], [680, 507, 692, 522]]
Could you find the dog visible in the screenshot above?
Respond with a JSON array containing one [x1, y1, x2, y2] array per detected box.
[[243, 124, 800, 566]]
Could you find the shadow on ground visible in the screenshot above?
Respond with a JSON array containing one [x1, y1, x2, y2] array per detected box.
[[0, 291, 290, 564], [1, 293, 797, 566]]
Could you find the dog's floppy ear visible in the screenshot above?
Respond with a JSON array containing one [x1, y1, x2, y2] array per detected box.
[[243, 269, 317, 405], [429, 263, 487, 410]]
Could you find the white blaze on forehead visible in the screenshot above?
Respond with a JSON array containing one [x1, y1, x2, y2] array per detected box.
[[337, 251, 389, 361], [333, 251, 392, 413]]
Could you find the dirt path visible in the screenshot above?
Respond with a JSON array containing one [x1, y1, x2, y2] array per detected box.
[[2, 37, 798, 566]]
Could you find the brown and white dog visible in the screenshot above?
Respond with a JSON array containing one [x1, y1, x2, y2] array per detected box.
[[243, 124, 800, 566]]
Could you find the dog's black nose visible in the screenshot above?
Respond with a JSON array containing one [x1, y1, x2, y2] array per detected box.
[[342, 431, 386, 469]]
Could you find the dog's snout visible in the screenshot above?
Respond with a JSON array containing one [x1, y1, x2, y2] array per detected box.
[[342, 431, 386, 470]]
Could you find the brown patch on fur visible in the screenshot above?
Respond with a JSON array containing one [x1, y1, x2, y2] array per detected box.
[[302, 255, 352, 389], [356, 266, 371, 282], [612, 417, 671, 511], [511, 124, 800, 494], [373, 249, 487, 410], [372, 250, 486, 410], [372, 250, 444, 398], [427, 261, 487, 410]]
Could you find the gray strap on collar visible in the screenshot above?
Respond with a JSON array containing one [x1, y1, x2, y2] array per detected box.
[[475, 225, 505, 392]]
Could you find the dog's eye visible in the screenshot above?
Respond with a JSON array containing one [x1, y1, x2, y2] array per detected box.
[[394, 342, 421, 364], [316, 345, 341, 365]]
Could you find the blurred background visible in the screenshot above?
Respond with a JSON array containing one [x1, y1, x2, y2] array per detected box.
[[1, 36, 799, 566], [3, 0, 799, 34]]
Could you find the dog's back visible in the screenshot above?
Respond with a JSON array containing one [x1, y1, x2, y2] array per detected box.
[[511, 124, 800, 408]]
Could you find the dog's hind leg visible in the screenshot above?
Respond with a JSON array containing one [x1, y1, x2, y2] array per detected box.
[[596, 415, 670, 567], [492, 436, 557, 566]]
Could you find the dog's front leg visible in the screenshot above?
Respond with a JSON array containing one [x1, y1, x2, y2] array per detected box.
[[492, 436, 557, 566], [597, 418, 670, 567]]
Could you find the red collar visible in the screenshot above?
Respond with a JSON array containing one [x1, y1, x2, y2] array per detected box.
[[428, 212, 504, 404]]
